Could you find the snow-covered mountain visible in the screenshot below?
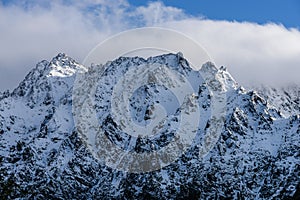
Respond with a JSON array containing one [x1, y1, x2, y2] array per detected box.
[[0, 53, 299, 199], [254, 85, 299, 118]]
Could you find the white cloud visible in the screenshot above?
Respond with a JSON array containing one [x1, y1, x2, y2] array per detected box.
[[162, 20, 300, 86], [0, 0, 300, 91], [0, 0, 128, 91], [134, 1, 188, 26]]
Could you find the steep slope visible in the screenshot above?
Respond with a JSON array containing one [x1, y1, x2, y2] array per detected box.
[[255, 85, 300, 117], [0, 53, 299, 199]]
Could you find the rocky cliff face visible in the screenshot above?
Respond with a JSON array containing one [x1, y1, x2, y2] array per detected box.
[[255, 85, 299, 118], [0, 53, 299, 199]]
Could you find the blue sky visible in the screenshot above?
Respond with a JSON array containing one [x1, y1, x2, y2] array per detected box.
[[128, 0, 300, 28], [1, 0, 300, 28]]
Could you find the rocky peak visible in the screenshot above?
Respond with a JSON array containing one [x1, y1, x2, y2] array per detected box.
[[47, 53, 85, 77]]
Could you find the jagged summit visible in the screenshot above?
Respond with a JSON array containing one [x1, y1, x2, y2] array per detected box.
[[47, 53, 85, 77], [11, 53, 85, 100], [0, 53, 299, 199]]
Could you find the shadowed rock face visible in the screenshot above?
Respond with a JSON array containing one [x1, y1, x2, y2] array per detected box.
[[0, 53, 299, 199]]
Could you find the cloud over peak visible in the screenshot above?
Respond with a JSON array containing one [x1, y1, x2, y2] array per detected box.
[[0, 0, 299, 91]]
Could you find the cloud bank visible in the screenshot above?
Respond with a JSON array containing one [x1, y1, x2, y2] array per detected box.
[[0, 0, 300, 91]]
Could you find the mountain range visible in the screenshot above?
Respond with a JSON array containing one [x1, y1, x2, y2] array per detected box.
[[0, 53, 299, 199]]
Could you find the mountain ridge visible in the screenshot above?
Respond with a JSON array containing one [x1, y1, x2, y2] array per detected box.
[[0, 53, 299, 199]]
